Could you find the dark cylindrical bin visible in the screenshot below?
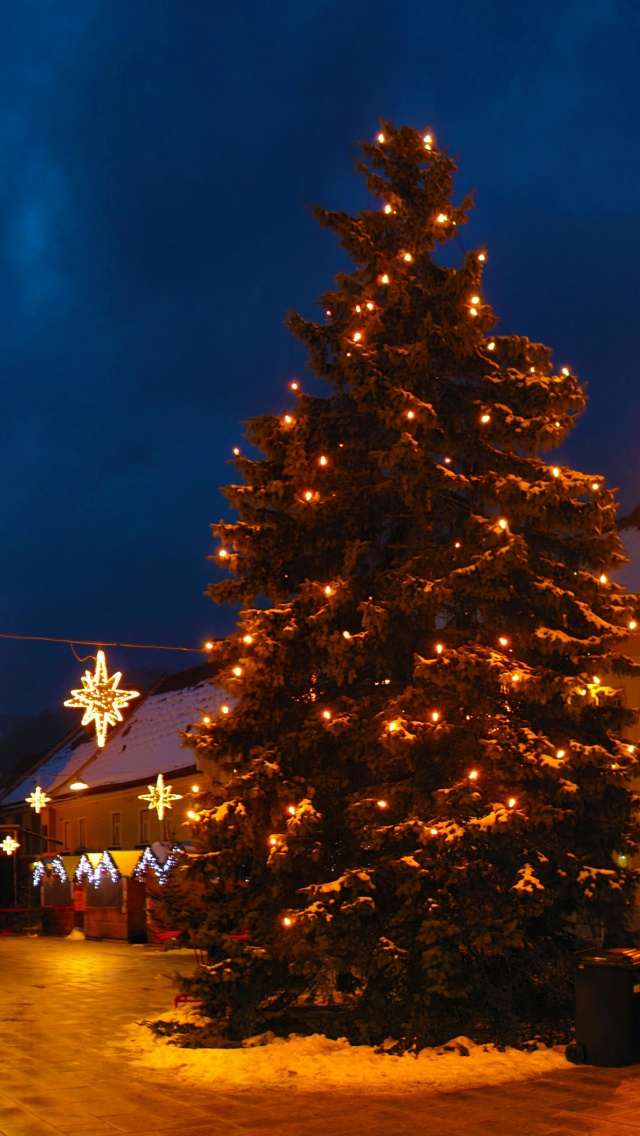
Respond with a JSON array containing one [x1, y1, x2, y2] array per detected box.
[[569, 948, 640, 1066]]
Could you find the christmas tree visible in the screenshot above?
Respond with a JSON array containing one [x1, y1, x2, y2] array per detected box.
[[178, 122, 640, 1046]]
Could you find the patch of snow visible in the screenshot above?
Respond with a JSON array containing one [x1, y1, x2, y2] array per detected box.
[[115, 1016, 569, 1093], [65, 927, 86, 940]]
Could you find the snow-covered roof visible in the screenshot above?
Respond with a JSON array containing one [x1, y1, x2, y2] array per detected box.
[[1, 664, 222, 805]]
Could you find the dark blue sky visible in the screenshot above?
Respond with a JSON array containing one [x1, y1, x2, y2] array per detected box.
[[0, 0, 639, 714]]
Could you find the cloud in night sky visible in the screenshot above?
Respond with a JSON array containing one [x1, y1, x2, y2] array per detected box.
[[0, 0, 637, 712]]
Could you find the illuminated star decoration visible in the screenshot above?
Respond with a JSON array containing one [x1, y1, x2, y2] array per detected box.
[[138, 773, 182, 821], [65, 650, 140, 748], [25, 786, 51, 814], [0, 835, 19, 855]]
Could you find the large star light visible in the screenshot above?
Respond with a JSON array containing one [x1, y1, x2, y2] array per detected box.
[[25, 786, 51, 814], [138, 773, 182, 821], [0, 835, 19, 855], [65, 650, 140, 748]]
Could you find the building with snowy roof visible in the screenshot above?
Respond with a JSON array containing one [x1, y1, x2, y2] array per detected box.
[[0, 662, 226, 939]]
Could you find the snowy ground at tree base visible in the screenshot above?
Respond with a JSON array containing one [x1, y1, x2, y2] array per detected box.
[[117, 1007, 570, 1093]]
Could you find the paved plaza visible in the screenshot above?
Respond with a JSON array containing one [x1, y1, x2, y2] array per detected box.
[[2, 938, 640, 1134]]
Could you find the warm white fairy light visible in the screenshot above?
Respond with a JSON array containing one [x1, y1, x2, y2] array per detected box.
[[366, 301, 374, 310], [487, 341, 495, 350], [191, 785, 200, 793], [499, 636, 508, 647], [26, 786, 51, 814], [283, 916, 292, 927], [138, 773, 182, 821], [478, 252, 486, 262], [454, 541, 461, 548], [221, 705, 230, 714], [436, 643, 443, 654], [355, 305, 361, 313], [469, 770, 479, 780], [480, 413, 491, 423], [469, 307, 478, 317], [380, 274, 389, 284], [287, 805, 296, 815], [319, 455, 328, 466], [218, 548, 229, 559], [204, 640, 214, 650], [284, 414, 293, 424], [243, 634, 253, 644], [342, 630, 351, 639], [600, 574, 607, 584], [430, 827, 438, 836], [629, 621, 637, 631], [628, 745, 635, 754], [431, 711, 440, 722], [552, 468, 560, 478], [322, 709, 332, 720], [437, 213, 448, 223], [557, 749, 565, 759], [407, 410, 415, 419], [423, 133, 432, 147], [233, 667, 242, 677], [388, 720, 400, 732], [403, 252, 413, 263], [498, 519, 508, 530], [592, 483, 600, 491], [508, 798, 516, 808], [65, 650, 139, 748], [290, 380, 299, 390], [377, 799, 388, 809], [353, 331, 362, 342], [377, 132, 385, 143], [324, 585, 333, 596], [562, 367, 570, 376], [471, 295, 480, 304], [592, 675, 601, 684], [233, 447, 240, 456], [304, 490, 313, 501], [384, 204, 393, 214]]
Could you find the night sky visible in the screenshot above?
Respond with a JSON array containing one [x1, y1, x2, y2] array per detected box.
[[1, 0, 639, 715]]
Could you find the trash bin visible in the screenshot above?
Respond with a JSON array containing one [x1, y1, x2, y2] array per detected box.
[[566, 947, 640, 1066]]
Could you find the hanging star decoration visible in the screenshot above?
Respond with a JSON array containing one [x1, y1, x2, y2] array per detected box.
[[65, 650, 140, 748], [0, 835, 19, 855], [25, 786, 51, 814], [138, 773, 182, 821]]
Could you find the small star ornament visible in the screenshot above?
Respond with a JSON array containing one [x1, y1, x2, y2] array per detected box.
[[0, 835, 19, 855], [26, 786, 51, 814], [65, 650, 139, 747], [138, 773, 182, 821]]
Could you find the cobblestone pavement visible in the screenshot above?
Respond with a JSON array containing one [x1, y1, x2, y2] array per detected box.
[[2, 938, 640, 1135]]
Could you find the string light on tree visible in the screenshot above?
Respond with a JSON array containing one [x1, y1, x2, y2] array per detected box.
[[64, 650, 140, 748], [138, 773, 182, 821]]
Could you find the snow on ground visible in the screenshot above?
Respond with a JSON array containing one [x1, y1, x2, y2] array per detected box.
[[118, 1008, 569, 1093]]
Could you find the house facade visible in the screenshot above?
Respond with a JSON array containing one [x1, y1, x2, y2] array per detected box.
[[0, 662, 225, 939]]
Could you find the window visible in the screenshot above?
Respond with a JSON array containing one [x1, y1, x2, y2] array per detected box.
[[63, 821, 70, 852], [138, 809, 149, 845], [78, 817, 87, 849], [111, 812, 121, 848]]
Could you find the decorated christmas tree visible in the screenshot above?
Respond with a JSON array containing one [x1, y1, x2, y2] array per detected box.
[[178, 123, 640, 1046]]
